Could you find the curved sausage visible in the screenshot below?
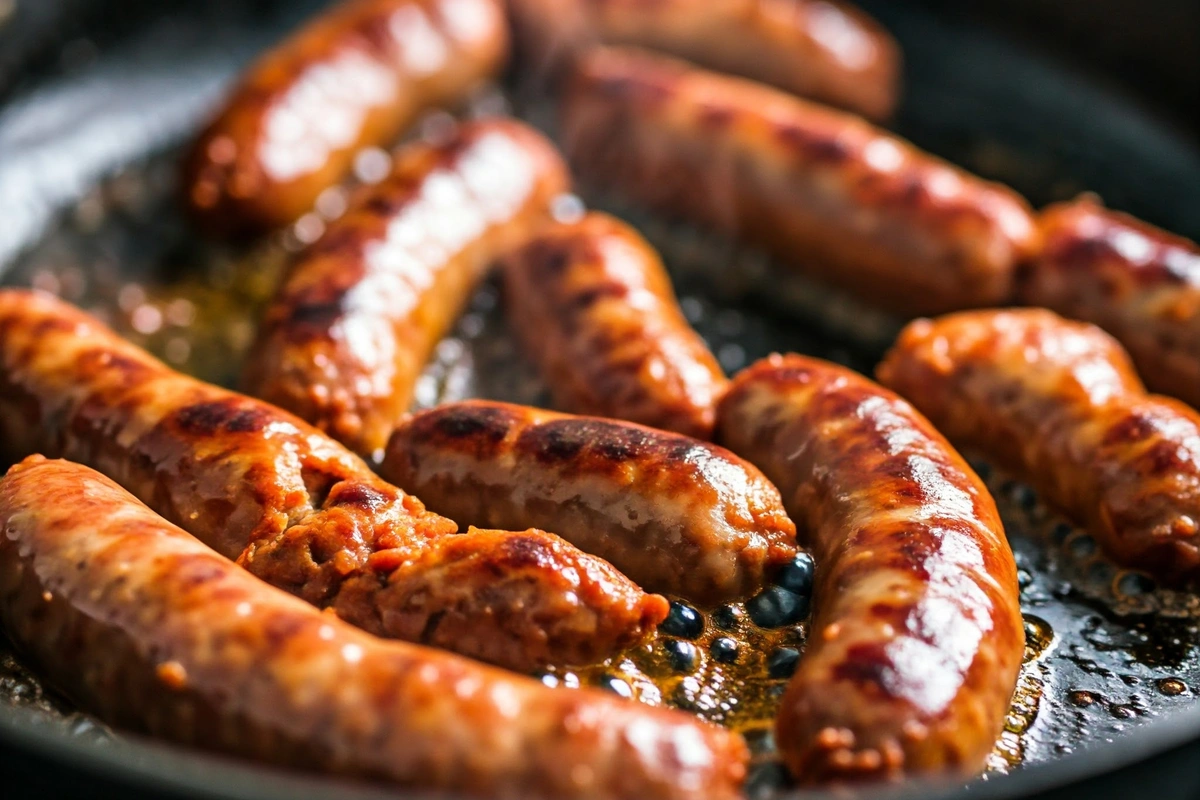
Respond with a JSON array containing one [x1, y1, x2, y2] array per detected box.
[[508, 0, 900, 120], [716, 354, 1023, 783], [1020, 196, 1200, 410], [381, 400, 798, 604], [501, 212, 728, 439], [878, 308, 1200, 584], [242, 118, 570, 459], [0, 290, 667, 671], [561, 47, 1039, 316], [0, 457, 748, 800], [185, 0, 509, 235]]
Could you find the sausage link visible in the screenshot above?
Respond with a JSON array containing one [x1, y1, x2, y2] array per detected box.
[[561, 47, 1039, 315], [1020, 196, 1200, 410], [878, 308, 1200, 584], [0, 457, 748, 799], [382, 400, 798, 604], [0, 290, 667, 671], [242, 118, 570, 458], [501, 212, 728, 439], [716, 354, 1022, 783], [508, 0, 900, 120], [185, 0, 509, 235]]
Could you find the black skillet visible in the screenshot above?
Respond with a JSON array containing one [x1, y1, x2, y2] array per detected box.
[[1, 1, 1199, 798]]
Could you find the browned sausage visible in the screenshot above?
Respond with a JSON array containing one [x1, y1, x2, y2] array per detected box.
[[185, 0, 509, 235], [561, 47, 1039, 316], [878, 308, 1200, 584], [243, 118, 570, 459], [508, 0, 901, 121], [501, 212, 728, 439], [381, 400, 798, 604], [1021, 196, 1200, 410], [0, 289, 667, 671], [716, 354, 1023, 783], [0, 456, 748, 799]]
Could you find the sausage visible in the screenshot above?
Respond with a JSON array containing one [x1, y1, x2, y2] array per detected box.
[[0, 289, 667, 671], [501, 212, 728, 439], [381, 400, 798, 604], [184, 0, 509, 235], [508, 0, 900, 121], [716, 354, 1023, 783], [561, 46, 1039, 316], [242, 118, 570, 459], [1020, 196, 1200, 410], [0, 457, 748, 799], [878, 308, 1200, 584]]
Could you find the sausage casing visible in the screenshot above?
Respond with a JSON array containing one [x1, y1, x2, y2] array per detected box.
[[0, 457, 748, 800], [878, 308, 1200, 584], [185, 0, 509, 234], [243, 118, 570, 458], [382, 400, 798, 604], [562, 47, 1039, 315], [0, 290, 667, 671], [502, 212, 728, 439], [509, 0, 900, 120], [717, 354, 1023, 783], [1021, 197, 1200, 410]]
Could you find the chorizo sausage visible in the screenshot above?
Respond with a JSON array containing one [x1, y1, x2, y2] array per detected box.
[[0, 289, 667, 671], [242, 118, 570, 459], [382, 400, 798, 604], [508, 0, 900, 120], [0, 456, 748, 800], [501, 212, 728, 439], [561, 46, 1039, 315], [716, 354, 1023, 783], [1021, 196, 1200, 410], [878, 308, 1200, 584], [185, 0, 509, 234]]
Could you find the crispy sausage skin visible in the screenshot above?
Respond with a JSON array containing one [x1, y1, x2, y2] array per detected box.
[[242, 118, 570, 459], [562, 47, 1039, 316], [878, 309, 1200, 584], [1021, 197, 1200, 410], [0, 290, 667, 671], [184, 0, 509, 235], [0, 457, 748, 800], [716, 354, 1023, 783], [508, 0, 901, 120], [502, 212, 728, 439], [382, 400, 798, 604]]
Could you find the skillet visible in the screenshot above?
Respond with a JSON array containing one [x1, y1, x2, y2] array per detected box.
[[1, 0, 1199, 797]]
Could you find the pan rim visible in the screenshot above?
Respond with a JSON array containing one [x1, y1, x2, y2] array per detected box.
[[4, 690, 1200, 799]]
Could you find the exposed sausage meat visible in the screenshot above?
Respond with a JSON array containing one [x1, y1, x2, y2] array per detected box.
[[382, 400, 798, 604], [0, 456, 748, 800], [0, 290, 667, 671]]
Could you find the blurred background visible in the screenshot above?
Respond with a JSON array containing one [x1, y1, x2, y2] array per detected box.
[[3, 0, 1197, 127]]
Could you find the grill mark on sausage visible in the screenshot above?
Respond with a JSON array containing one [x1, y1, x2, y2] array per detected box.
[[172, 401, 274, 436]]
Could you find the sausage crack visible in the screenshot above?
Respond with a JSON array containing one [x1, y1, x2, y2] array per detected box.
[[0, 457, 748, 800], [0, 289, 668, 671]]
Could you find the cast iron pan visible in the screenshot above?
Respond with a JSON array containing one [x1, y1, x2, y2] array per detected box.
[[1, 1, 1200, 798]]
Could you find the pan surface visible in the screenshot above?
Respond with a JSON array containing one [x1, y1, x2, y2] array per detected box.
[[1, 1, 1200, 798]]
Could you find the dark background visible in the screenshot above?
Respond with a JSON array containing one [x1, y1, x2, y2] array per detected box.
[[2, 0, 1196, 133]]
